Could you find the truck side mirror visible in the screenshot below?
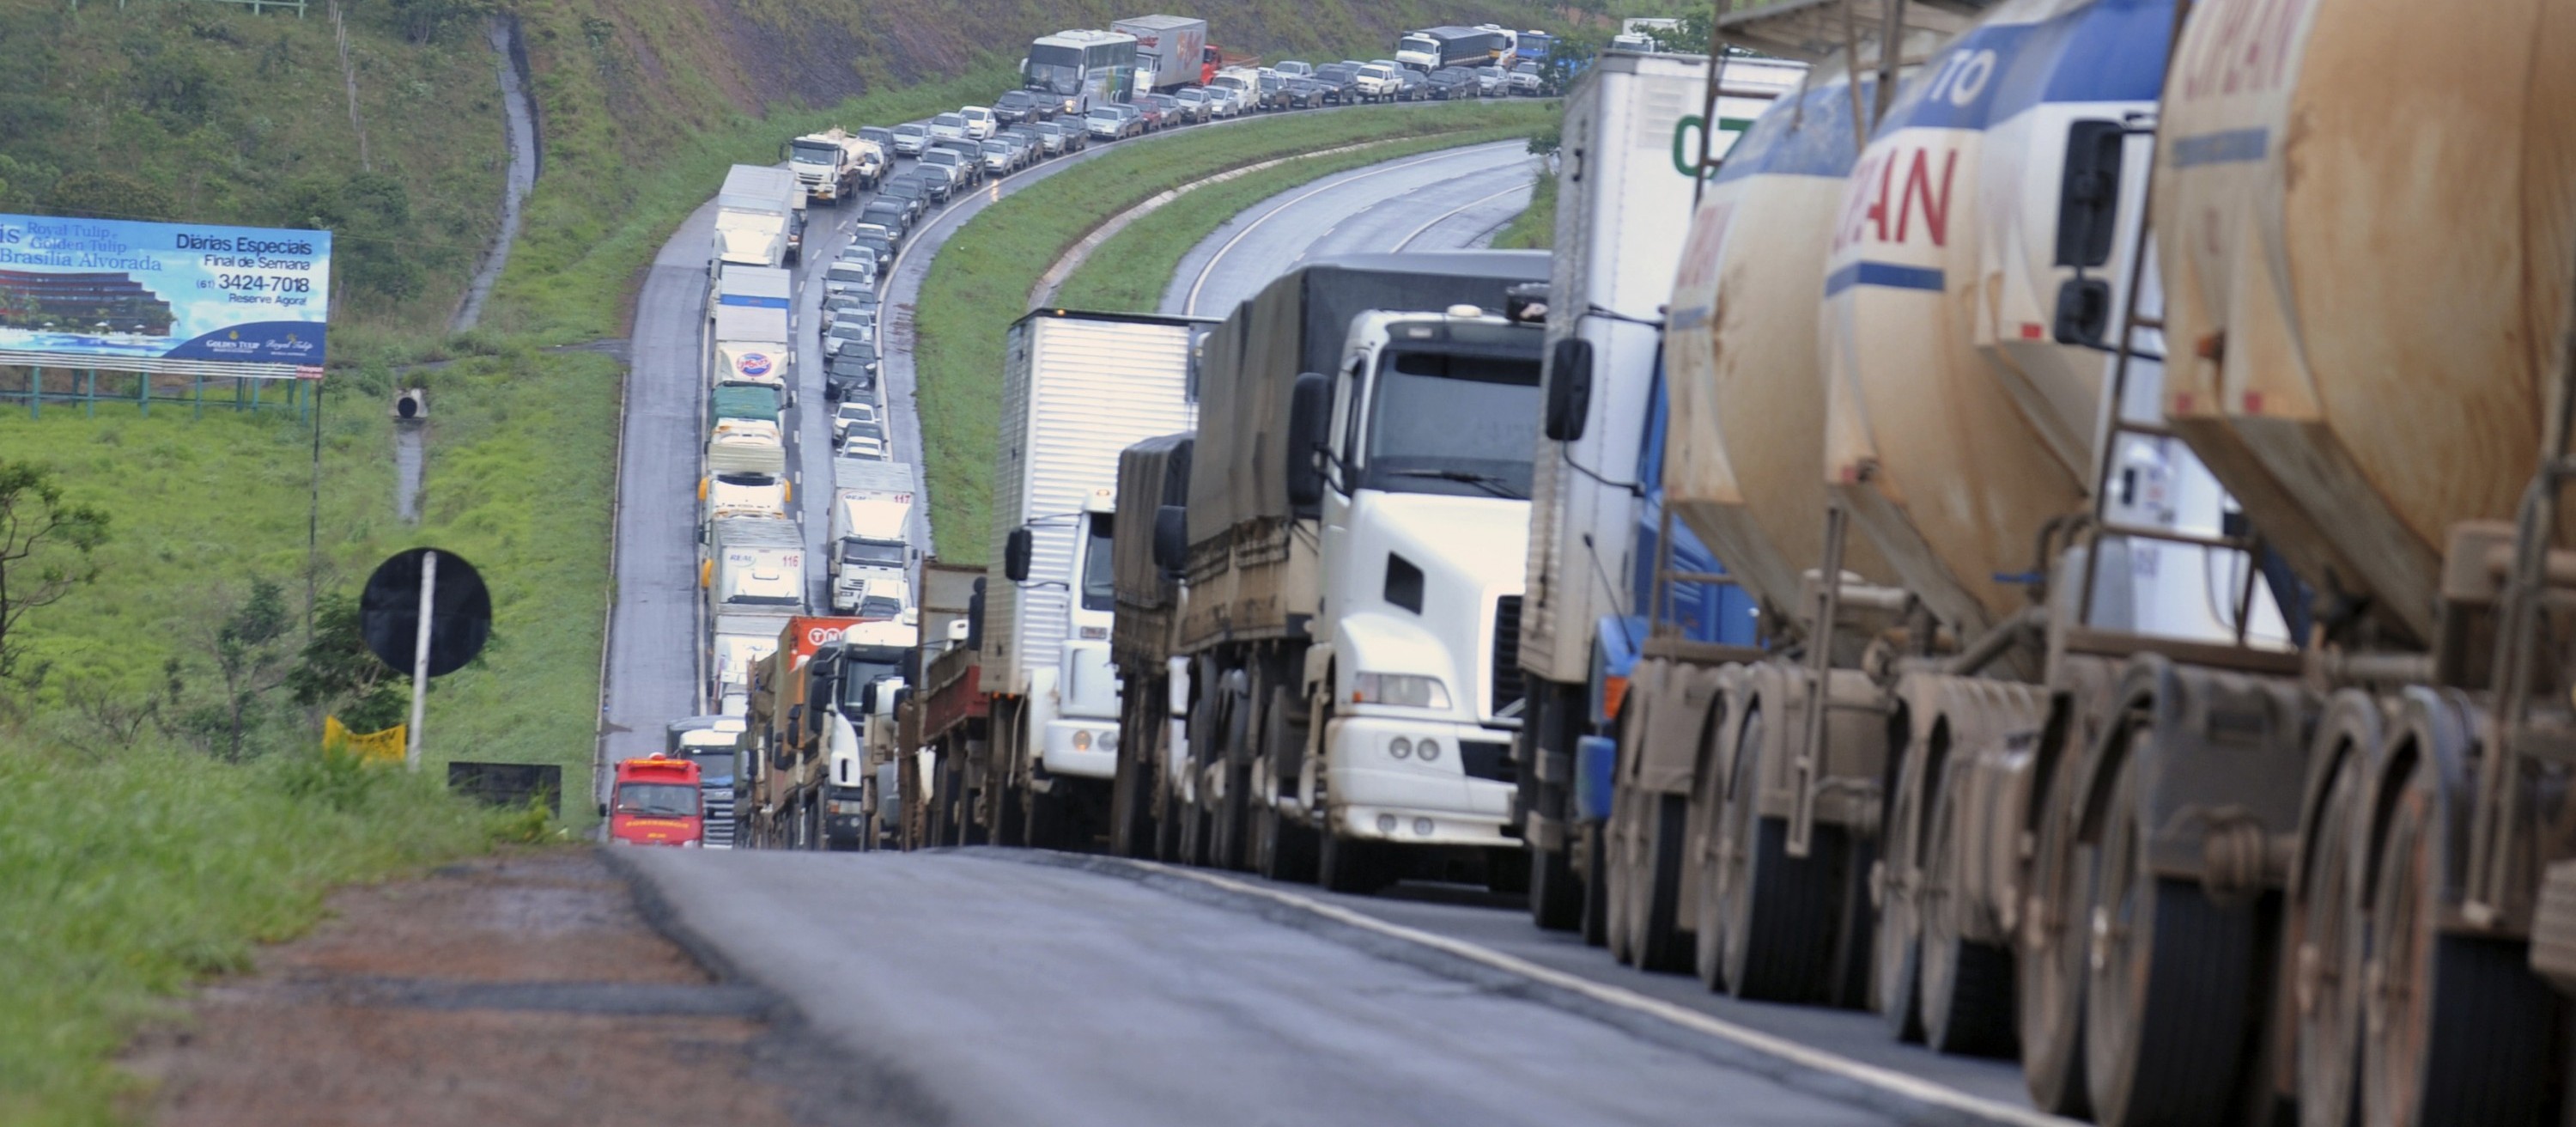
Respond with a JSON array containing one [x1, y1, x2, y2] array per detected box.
[[860, 681, 879, 713], [1004, 527, 1034, 583], [1285, 372, 1333, 508], [2054, 277, 2112, 346], [1544, 337, 1595, 442], [1153, 503, 1188, 576], [967, 580, 987, 651]]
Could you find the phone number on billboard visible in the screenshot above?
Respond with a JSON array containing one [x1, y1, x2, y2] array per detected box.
[[216, 274, 314, 293]]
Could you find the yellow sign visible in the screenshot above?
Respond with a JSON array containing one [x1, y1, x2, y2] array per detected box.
[[324, 716, 408, 763]]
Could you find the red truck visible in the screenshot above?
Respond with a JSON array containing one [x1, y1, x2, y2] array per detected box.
[[608, 754, 704, 847]]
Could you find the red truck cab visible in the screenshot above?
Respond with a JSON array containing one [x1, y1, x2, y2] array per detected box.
[[609, 753, 704, 847]]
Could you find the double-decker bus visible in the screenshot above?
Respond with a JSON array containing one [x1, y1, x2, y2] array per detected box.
[[1023, 29, 1139, 117]]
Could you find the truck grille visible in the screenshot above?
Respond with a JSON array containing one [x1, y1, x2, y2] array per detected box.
[[1461, 740, 1516, 783], [1490, 595, 1525, 722], [701, 784, 738, 847]]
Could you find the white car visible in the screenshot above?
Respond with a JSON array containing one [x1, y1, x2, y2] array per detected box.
[[823, 320, 873, 357], [1354, 64, 1401, 102], [928, 113, 969, 143], [823, 259, 877, 298], [959, 106, 998, 140], [841, 433, 889, 460]]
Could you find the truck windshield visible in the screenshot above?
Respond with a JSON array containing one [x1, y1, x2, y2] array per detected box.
[[1361, 348, 1541, 499], [683, 752, 733, 783], [860, 596, 904, 618], [1080, 512, 1115, 612], [838, 650, 907, 710], [615, 783, 698, 817], [790, 141, 841, 163], [841, 539, 905, 566], [1401, 36, 1438, 54]]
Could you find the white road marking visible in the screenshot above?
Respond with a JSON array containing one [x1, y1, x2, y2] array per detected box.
[[1394, 181, 1535, 251]]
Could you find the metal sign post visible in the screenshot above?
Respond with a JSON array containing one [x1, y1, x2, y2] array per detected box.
[[405, 551, 438, 770]]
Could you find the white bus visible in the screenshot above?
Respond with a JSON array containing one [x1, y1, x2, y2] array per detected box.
[[1023, 29, 1139, 117]]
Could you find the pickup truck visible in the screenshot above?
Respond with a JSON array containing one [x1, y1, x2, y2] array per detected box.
[[1354, 64, 1403, 102]]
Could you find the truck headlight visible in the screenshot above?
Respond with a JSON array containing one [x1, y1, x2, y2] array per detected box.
[[1352, 673, 1451, 710], [1072, 729, 1091, 752]]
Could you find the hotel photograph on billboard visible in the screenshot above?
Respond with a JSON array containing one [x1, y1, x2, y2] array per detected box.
[[0, 212, 331, 379]]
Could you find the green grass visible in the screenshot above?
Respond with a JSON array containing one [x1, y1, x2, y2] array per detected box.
[[914, 101, 1558, 564], [1489, 163, 1558, 250], [0, 746, 517, 1125], [1054, 106, 1557, 313]]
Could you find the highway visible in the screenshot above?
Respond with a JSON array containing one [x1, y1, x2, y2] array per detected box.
[[605, 122, 2053, 1126], [624, 847, 1922, 1127]]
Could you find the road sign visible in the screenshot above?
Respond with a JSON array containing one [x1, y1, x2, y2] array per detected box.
[[361, 547, 490, 676]]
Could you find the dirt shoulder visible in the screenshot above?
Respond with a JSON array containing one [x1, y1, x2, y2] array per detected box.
[[125, 849, 856, 1126]]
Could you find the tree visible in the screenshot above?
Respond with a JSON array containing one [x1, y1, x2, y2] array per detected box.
[[173, 577, 294, 761], [289, 590, 410, 732], [42, 170, 176, 222], [0, 461, 110, 681]]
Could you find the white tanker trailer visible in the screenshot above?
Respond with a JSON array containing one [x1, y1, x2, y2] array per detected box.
[[1596, 0, 2576, 1124]]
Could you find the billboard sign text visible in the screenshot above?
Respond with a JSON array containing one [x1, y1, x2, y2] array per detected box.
[[0, 212, 331, 371]]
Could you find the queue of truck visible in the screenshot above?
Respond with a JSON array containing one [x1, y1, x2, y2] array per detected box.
[[869, 1, 2576, 1124]]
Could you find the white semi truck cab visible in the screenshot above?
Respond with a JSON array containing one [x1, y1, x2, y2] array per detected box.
[[1301, 306, 1546, 850], [1035, 487, 1121, 778]]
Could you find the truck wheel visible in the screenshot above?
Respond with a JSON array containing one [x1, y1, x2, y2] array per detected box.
[[1179, 764, 1212, 867], [1023, 784, 1064, 851], [1529, 839, 1583, 932], [1874, 755, 1925, 1040], [996, 776, 1029, 848], [1605, 788, 1637, 966], [2291, 745, 2366, 1127], [1719, 710, 1844, 1002], [1580, 820, 1610, 947], [1253, 798, 1315, 883], [2082, 741, 2259, 1127], [1110, 716, 1155, 858], [1153, 777, 1182, 862], [2360, 755, 2560, 1127], [2017, 748, 2096, 1117], [1918, 777, 2014, 1056], [1210, 757, 1249, 871], [1318, 830, 1388, 894], [1625, 789, 1692, 972]]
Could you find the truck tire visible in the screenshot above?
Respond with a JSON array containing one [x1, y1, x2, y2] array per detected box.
[[1023, 784, 1066, 851], [1918, 774, 2014, 1056], [1718, 710, 1844, 1002], [1529, 840, 1583, 932], [1581, 820, 1610, 947], [1874, 758, 1925, 1039], [2360, 755, 2561, 1127], [1605, 789, 1637, 966], [1110, 707, 1157, 859], [2292, 746, 2366, 1127], [2082, 742, 2258, 1127], [2017, 752, 2096, 1118], [1625, 789, 1692, 972]]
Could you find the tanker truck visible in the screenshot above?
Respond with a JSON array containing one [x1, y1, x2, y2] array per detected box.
[[1153, 253, 1551, 890], [1511, 47, 1799, 932]]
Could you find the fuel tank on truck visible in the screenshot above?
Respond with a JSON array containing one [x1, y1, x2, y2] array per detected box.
[[1664, 55, 1895, 627], [2156, 0, 2576, 646], [1819, 0, 2172, 637]]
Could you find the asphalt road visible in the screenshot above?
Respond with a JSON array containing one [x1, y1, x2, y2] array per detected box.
[[626, 847, 1906, 1127], [1162, 139, 1540, 317]]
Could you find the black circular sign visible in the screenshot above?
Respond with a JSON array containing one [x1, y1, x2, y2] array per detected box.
[[361, 547, 492, 678]]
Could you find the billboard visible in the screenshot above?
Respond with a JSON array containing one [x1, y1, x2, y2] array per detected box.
[[0, 212, 331, 375]]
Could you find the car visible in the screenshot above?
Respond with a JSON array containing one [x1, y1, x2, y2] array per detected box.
[[858, 125, 897, 156], [1475, 65, 1508, 96], [1005, 128, 1047, 163], [1353, 64, 1402, 102], [841, 434, 888, 460], [1428, 66, 1479, 100], [1021, 121, 1067, 156], [1509, 62, 1545, 95], [875, 176, 931, 222], [832, 401, 879, 442], [825, 346, 878, 401], [1209, 73, 1255, 114], [820, 293, 867, 334], [992, 88, 1050, 125], [1042, 119, 1086, 152], [823, 258, 876, 299], [978, 139, 1017, 176], [841, 418, 886, 445], [959, 106, 998, 140], [1311, 64, 1360, 103], [860, 199, 910, 239], [823, 319, 875, 358], [1174, 87, 1219, 120], [1125, 98, 1167, 131], [916, 163, 963, 201], [890, 121, 930, 155], [1394, 66, 1430, 101], [1273, 59, 1313, 78], [921, 147, 981, 189], [1085, 103, 1140, 139], [1146, 92, 1200, 125], [1281, 76, 1332, 109], [928, 112, 969, 143], [849, 229, 896, 271]]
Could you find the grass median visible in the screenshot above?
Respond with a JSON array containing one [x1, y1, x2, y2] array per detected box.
[[913, 100, 1558, 563]]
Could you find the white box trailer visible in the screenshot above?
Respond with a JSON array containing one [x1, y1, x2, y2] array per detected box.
[[1112, 15, 1207, 92], [704, 515, 806, 627], [972, 309, 1204, 841], [713, 165, 805, 270], [711, 265, 793, 388], [829, 458, 918, 613]]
